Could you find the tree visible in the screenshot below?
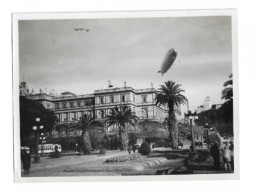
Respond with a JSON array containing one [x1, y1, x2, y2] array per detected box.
[[73, 114, 103, 154], [88, 128, 106, 150], [177, 122, 190, 141], [20, 96, 56, 146], [155, 81, 188, 149], [221, 74, 233, 123], [106, 105, 139, 150], [138, 119, 168, 144]]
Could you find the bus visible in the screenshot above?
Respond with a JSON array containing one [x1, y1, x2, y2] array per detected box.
[[38, 144, 62, 154]]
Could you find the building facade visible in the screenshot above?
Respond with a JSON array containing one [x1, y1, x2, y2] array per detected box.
[[28, 85, 181, 137]]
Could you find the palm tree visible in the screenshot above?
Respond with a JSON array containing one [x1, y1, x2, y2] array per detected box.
[[106, 105, 139, 150], [74, 114, 103, 154], [155, 81, 188, 149]]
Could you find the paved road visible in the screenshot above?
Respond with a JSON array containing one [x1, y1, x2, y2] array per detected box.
[[22, 150, 129, 177], [21, 149, 184, 177]]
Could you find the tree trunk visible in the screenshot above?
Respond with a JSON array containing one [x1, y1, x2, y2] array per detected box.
[[119, 127, 128, 151], [168, 103, 175, 149], [173, 121, 178, 149], [82, 130, 91, 155]]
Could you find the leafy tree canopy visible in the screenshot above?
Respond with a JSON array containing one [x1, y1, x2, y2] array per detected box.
[[20, 96, 56, 144]]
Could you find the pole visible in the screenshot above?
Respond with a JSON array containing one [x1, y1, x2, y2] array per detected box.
[[41, 139, 43, 156], [190, 118, 196, 152], [34, 128, 40, 162]]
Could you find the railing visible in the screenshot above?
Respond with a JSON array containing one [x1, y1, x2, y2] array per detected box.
[[134, 88, 157, 93], [94, 87, 134, 93], [53, 94, 94, 100], [94, 87, 158, 94]]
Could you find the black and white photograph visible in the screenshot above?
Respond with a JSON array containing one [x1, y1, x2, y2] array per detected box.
[[12, 10, 238, 181]]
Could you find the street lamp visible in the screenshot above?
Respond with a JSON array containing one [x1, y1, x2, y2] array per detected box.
[[32, 117, 44, 163], [185, 110, 198, 153], [39, 133, 46, 156], [75, 143, 78, 153]]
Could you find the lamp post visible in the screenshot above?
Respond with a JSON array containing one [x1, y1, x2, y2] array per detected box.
[[39, 133, 46, 156], [32, 117, 44, 163], [185, 110, 198, 153], [204, 123, 210, 148]]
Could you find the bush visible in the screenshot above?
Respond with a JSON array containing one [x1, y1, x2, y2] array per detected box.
[[105, 154, 142, 163], [138, 142, 151, 155], [50, 151, 61, 158]]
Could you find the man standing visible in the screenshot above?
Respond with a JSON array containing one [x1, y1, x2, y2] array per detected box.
[[210, 142, 220, 170]]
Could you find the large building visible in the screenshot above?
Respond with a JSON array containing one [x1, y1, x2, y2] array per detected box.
[[28, 84, 181, 137], [196, 96, 212, 113]]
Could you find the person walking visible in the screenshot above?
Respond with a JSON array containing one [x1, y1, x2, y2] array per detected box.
[[210, 142, 220, 170], [223, 145, 232, 172], [21, 149, 31, 175], [127, 145, 132, 154]]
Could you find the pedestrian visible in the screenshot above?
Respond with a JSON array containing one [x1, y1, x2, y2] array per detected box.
[[229, 141, 234, 171], [127, 145, 132, 154], [133, 145, 136, 153], [190, 145, 194, 152], [210, 141, 220, 170], [21, 149, 31, 175], [223, 146, 232, 172]]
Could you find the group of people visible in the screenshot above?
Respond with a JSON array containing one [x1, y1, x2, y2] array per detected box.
[[210, 141, 234, 172], [195, 142, 203, 149], [127, 145, 137, 154]]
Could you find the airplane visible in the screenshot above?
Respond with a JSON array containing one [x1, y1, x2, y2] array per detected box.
[[74, 28, 90, 32]]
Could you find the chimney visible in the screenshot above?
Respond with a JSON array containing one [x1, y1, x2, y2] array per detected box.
[[124, 81, 126, 88]]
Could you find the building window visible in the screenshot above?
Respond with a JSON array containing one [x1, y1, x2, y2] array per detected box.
[[100, 97, 104, 104], [77, 101, 81, 107], [72, 112, 76, 121], [69, 102, 74, 108], [55, 103, 60, 109], [55, 114, 60, 122], [142, 95, 147, 103], [85, 100, 92, 106], [47, 103, 51, 109], [64, 113, 68, 121], [142, 108, 148, 119], [63, 103, 67, 108], [109, 96, 114, 103], [133, 94, 135, 103], [101, 110, 105, 119], [121, 95, 125, 102]]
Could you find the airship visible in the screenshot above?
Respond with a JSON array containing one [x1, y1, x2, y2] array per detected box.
[[158, 49, 177, 76]]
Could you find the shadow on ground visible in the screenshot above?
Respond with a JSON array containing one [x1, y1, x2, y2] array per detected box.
[[148, 149, 190, 160]]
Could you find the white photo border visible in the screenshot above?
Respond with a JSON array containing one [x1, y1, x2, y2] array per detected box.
[[12, 9, 239, 182]]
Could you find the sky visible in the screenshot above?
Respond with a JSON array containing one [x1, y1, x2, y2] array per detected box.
[[19, 16, 232, 113]]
